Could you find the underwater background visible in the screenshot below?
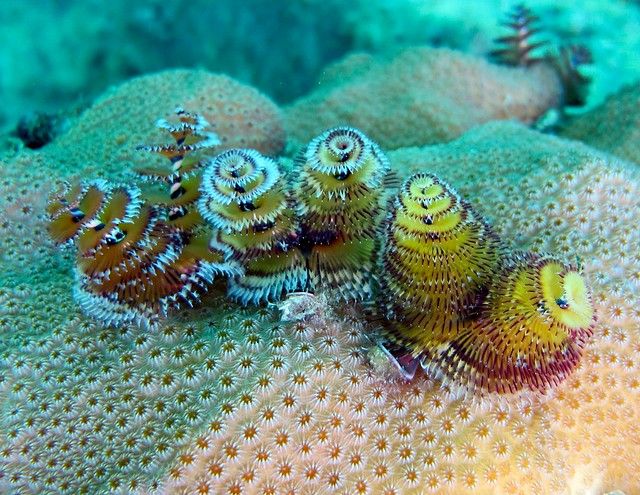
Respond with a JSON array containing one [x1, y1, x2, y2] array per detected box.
[[1, 0, 640, 494]]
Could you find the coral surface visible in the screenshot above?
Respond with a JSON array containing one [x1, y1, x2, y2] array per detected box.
[[41, 70, 285, 183], [285, 47, 563, 149], [1, 117, 639, 495], [560, 83, 640, 165]]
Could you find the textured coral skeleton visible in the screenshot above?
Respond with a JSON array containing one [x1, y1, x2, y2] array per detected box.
[[0, 7, 638, 492], [44, 107, 597, 403]]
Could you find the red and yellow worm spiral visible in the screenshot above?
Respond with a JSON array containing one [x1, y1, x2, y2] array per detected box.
[[294, 126, 390, 300], [379, 173, 503, 355], [47, 180, 112, 245], [48, 183, 239, 329], [198, 148, 306, 305], [426, 252, 596, 394]]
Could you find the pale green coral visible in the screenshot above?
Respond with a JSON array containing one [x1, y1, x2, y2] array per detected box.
[[2, 118, 639, 494], [285, 47, 563, 149], [560, 83, 640, 165]]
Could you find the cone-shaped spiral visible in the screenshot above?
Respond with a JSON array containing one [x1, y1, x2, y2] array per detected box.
[[47, 180, 111, 245], [426, 252, 596, 394], [379, 173, 503, 355], [136, 107, 219, 181], [490, 4, 547, 67], [49, 179, 240, 329], [294, 126, 390, 299], [136, 107, 220, 232], [199, 148, 306, 305]]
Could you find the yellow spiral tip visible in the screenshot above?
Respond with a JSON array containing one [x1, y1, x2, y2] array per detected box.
[[380, 172, 503, 353], [426, 253, 596, 394]]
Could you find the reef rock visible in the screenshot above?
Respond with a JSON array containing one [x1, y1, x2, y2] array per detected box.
[[285, 47, 564, 149], [560, 83, 640, 165], [1, 117, 639, 494]]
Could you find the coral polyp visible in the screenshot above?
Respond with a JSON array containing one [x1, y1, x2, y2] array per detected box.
[[379, 173, 502, 355], [295, 126, 390, 299], [199, 148, 306, 305], [427, 253, 596, 394]]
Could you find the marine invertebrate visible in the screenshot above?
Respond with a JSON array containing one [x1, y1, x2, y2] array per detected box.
[[47, 178, 239, 329], [46, 180, 113, 245], [378, 173, 502, 358], [490, 5, 592, 107], [136, 107, 220, 232], [46, 106, 240, 329], [199, 148, 306, 304], [294, 126, 390, 299], [490, 4, 547, 67], [0, 298, 284, 494], [426, 252, 596, 394]]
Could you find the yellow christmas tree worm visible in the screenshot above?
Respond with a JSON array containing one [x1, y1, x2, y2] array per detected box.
[[198, 148, 307, 305], [294, 126, 391, 300], [427, 252, 596, 394], [378, 173, 503, 356]]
